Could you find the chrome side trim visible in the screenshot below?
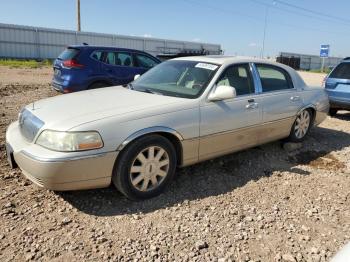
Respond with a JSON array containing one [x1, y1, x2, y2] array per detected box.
[[20, 150, 113, 163], [117, 126, 184, 151]]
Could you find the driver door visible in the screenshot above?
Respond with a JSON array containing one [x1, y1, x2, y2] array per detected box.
[[199, 63, 262, 161]]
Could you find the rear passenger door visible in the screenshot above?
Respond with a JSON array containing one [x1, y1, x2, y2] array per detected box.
[[101, 51, 136, 85], [253, 63, 303, 142]]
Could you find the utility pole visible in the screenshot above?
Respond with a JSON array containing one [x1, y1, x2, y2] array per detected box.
[[260, 6, 268, 59], [260, 1, 276, 59], [77, 0, 81, 31]]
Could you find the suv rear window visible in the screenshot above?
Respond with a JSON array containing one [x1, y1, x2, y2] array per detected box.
[[58, 48, 80, 60], [329, 63, 350, 79]]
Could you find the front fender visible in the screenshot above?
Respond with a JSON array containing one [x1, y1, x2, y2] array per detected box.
[[116, 126, 184, 151]]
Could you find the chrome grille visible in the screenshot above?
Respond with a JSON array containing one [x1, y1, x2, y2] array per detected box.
[[19, 108, 44, 142]]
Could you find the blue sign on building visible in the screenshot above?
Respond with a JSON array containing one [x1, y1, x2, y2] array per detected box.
[[320, 45, 330, 58]]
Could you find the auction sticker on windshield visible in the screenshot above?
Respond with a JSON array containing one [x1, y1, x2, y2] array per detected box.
[[195, 63, 218, 71]]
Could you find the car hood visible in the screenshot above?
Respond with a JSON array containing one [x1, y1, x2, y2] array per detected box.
[[24, 86, 194, 130]]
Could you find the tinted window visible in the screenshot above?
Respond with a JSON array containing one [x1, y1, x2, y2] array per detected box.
[[329, 63, 350, 79], [135, 54, 159, 69], [90, 51, 103, 61], [217, 64, 254, 96], [256, 64, 293, 92], [117, 53, 133, 66], [105, 52, 115, 65], [58, 48, 79, 60], [104, 52, 133, 66]]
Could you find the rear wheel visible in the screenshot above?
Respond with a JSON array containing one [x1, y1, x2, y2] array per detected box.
[[88, 82, 108, 90], [287, 109, 312, 142], [329, 108, 338, 116], [112, 135, 177, 200]]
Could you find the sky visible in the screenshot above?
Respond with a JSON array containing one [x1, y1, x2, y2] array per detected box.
[[1, 0, 350, 57]]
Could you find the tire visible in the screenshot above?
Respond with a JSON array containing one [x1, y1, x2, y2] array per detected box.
[[88, 82, 108, 90], [112, 134, 177, 200], [287, 109, 313, 142], [329, 108, 338, 116]]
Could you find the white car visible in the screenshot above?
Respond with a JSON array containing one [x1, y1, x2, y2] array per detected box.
[[6, 56, 329, 200]]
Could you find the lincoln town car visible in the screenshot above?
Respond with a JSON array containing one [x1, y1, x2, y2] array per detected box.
[[6, 56, 329, 200]]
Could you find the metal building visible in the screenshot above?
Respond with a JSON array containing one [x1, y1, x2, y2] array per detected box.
[[0, 23, 222, 60], [277, 52, 344, 71]]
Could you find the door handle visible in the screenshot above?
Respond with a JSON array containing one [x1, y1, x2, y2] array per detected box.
[[290, 96, 300, 101], [246, 102, 258, 109]]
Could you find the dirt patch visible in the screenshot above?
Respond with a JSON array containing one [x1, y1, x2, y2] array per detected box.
[[0, 83, 51, 97], [289, 150, 346, 171]]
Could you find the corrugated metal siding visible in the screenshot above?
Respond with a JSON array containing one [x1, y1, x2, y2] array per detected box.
[[0, 23, 221, 59], [279, 52, 344, 70]]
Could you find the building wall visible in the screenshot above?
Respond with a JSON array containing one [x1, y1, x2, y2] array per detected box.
[[279, 52, 344, 70], [0, 23, 221, 59]]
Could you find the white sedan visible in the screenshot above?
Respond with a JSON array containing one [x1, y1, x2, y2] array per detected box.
[[6, 56, 329, 200]]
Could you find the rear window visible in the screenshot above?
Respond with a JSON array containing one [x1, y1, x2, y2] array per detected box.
[[58, 48, 80, 60], [329, 63, 350, 79], [256, 64, 293, 92]]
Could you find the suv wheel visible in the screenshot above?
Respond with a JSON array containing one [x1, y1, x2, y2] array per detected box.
[[329, 108, 338, 116], [88, 82, 108, 90]]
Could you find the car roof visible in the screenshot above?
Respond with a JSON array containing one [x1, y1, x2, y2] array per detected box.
[[173, 55, 286, 67], [68, 45, 150, 54]]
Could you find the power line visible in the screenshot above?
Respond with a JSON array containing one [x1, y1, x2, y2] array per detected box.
[[249, 0, 350, 27], [274, 0, 350, 25], [182, 0, 350, 36]]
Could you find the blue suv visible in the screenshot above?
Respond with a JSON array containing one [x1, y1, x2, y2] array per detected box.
[[52, 45, 161, 93], [325, 58, 350, 116]]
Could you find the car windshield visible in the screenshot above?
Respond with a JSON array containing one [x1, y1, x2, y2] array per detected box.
[[329, 62, 350, 79], [131, 60, 219, 98]]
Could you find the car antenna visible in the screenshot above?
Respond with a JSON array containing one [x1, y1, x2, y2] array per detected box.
[[82, 42, 88, 46]]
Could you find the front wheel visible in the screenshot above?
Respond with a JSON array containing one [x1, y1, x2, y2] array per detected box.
[[112, 135, 177, 200], [287, 109, 312, 142]]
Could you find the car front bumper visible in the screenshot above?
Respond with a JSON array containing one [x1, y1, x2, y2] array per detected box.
[[6, 121, 118, 191]]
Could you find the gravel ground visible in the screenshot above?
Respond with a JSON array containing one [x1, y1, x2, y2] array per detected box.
[[0, 66, 349, 261]]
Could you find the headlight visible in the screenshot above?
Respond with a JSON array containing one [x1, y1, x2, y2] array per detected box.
[[36, 130, 103, 152]]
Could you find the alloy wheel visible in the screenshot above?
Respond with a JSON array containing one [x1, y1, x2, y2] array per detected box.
[[129, 146, 170, 192], [294, 110, 311, 139]]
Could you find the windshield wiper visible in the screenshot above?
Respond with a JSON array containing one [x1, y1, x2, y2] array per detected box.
[[143, 88, 163, 95]]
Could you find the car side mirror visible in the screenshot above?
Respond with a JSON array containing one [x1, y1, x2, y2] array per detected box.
[[134, 74, 141, 81], [208, 85, 236, 101]]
